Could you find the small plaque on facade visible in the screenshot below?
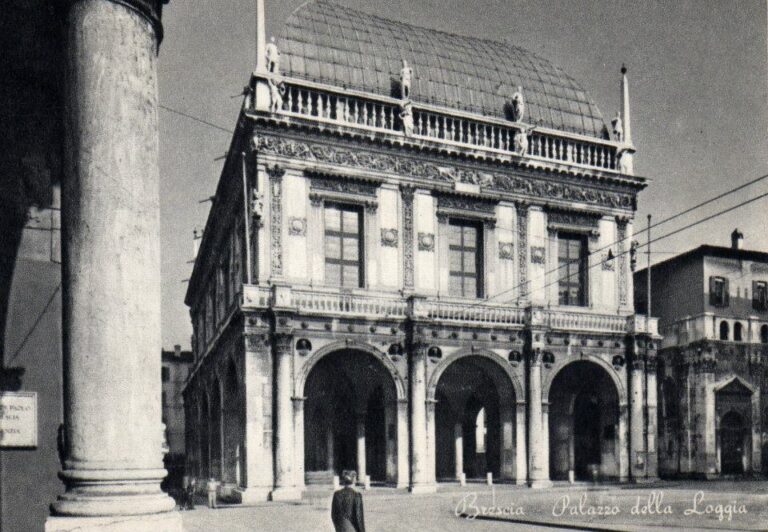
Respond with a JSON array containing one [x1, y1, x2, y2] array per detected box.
[[0, 392, 37, 447]]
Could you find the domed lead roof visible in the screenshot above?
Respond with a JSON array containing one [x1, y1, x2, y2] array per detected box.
[[279, 0, 609, 139]]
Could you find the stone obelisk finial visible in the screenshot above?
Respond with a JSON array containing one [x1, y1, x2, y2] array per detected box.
[[621, 64, 632, 146], [256, 0, 267, 72]]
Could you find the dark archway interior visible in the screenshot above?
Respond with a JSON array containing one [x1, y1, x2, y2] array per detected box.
[[222, 363, 244, 485], [549, 361, 619, 481], [304, 350, 396, 484], [720, 411, 746, 475], [435, 356, 515, 481]]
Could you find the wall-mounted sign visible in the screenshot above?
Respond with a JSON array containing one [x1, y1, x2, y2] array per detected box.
[[0, 392, 37, 447]]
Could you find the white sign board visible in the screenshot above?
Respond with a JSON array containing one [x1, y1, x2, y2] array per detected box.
[[0, 392, 38, 447]]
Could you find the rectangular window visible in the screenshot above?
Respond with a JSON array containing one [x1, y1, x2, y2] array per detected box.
[[448, 220, 483, 298], [324, 204, 364, 288], [753, 281, 768, 311], [558, 233, 588, 306], [161, 366, 170, 382], [709, 276, 729, 307]]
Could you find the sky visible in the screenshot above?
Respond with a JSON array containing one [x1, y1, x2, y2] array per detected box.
[[157, 0, 768, 350]]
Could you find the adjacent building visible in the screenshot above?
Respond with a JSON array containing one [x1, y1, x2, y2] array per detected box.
[[162, 345, 194, 490], [635, 230, 768, 478], [184, 0, 659, 503]]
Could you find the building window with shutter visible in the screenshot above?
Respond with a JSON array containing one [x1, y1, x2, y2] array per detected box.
[[448, 220, 483, 298], [558, 232, 588, 306], [324, 203, 364, 288], [753, 281, 768, 311], [709, 276, 729, 307]]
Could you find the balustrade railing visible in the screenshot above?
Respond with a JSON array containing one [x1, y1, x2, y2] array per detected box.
[[269, 78, 621, 173], [412, 298, 526, 326], [545, 309, 628, 333], [290, 288, 408, 318]]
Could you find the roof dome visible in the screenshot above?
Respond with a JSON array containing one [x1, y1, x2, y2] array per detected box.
[[279, 0, 609, 139]]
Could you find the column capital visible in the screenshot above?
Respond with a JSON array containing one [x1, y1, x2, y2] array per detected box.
[[62, 0, 169, 44]]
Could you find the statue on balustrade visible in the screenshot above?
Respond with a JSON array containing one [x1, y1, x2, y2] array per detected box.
[[514, 128, 529, 155], [612, 112, 623, 142], [400, 59, 413, 99], [510, 86, 525, 122], [400, 100, 414, 137], [268, 76, 285, 114], [266, 36, 280, 74]]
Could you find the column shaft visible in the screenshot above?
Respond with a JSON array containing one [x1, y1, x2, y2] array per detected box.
[[356, 418, 367, 483], [527, 355, 550, 487], [50, 0, 177, 525], [408, 345, 434, 492], [630, 360, 646, 479], [454, 424, 464, 479], [271, 335, 300, 500]]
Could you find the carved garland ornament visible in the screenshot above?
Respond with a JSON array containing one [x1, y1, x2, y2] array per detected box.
[[401, 186, 415, 290], [267, 165, 285, 276], [252, 135, 635, 210], [418, 232, 435, 252], [381, 228, 399, 247], [517, 204, 529, 298], [617, 217, 628, 306], [499, 242, 514, 260]]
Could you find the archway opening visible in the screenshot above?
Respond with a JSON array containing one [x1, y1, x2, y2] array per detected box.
[[304, 349, 397, 485], [734, 322, 743, 342], [720, 411, 746, 475], [720, 321, 729, 340], [210, 379, 222, 479], [434, 356, 516, 482], [200, 393, 210, 479], [549, 361, 620, 481], [760, 324, 768, 344]]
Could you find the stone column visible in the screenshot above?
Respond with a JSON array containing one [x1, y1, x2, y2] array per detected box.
[[454, 423, 464, 480], [515, 401, 527, 484], [700, 358, 718, 477], [356, 416, 367, 484], [629, 349, 647, 480], [527, 345, 551, 487], [293, 397, 306, 490], [396, 399, 409, 488], [408, 344, 435, 492], [645, 355, 659, 480], [618, 403, 630, 481], [48, 0, 179, 529], [271, 333, 300, 500], [426, 399, 437, 485], [236, 338, 273, 504]]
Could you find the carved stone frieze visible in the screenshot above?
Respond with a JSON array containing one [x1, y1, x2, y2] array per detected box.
[[310, 176, 378, 197], [436, 194, 497, 215], [547, 209, 601, 231], [418, 232, 435, 252], [617, 219, 628, 306], [401, 186, 415, 289], [381, 228, 399, 247], [499, 242, 514, 260], [517, 203, 528, 298], [267, 165, 285, 276], [252, 134, 636, 210]]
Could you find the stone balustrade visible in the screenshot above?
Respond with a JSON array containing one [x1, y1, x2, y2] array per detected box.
[[260, 76, 622, 174], [410, 296, 526, 326], [544, 308, 629, 334]]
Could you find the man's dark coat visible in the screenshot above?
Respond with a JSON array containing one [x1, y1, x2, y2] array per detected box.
[[331, 486, 365, 532]]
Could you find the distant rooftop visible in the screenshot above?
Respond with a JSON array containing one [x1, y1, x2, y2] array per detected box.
[[636, 244, 768, 275], [279, 0, 610, 138]]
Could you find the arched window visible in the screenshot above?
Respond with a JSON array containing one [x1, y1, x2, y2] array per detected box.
[[761, 324, 768, 344], [719, 321, 730, 341], [734, 322, 743, 342]]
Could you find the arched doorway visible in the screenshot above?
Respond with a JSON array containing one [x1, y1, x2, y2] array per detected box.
[[434, 356, 516, 482], [549, 361, 620, 481], [720, 411, 747, 475], [303, 349, 397, 485]]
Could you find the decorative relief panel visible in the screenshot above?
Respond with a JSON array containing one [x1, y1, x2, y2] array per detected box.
[[617, 218, 628, 306], [499, 242, 514, 260], [401, 186, 415, 290], [381, 228, 399, 247], [530, 246, 546, 265], [310, 175, 378, 197], [268, 165, 285, 276], [547, 209, 601, 234], [517, 203, 529, 298], [418, 232, 435, 252], [436, 194, 497, 215], [253, 134, 636, 210], [288, 217, 306, 236]]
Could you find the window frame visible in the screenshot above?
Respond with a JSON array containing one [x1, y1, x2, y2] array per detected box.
[[557, 232, 589, 307], [709, 276, 729, 307], [753, 280, 768, 311], [447, 218, 484, 299], [323, 202, 365, 289]]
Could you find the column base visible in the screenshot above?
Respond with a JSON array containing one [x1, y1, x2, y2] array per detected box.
[[515, 479, 527, 485], [269, 487, 303, 501], [408, 483, 437, 494], [528, 479, 553, 489], [46, 512, 181, 532], [233, 487, 271, 505]]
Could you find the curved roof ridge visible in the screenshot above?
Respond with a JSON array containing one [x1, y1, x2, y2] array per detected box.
[[278, 0, 609, 138]]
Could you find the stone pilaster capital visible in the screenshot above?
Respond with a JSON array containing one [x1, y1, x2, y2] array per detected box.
[[66, 0, 170, 44], [273, 332, 293, 352]]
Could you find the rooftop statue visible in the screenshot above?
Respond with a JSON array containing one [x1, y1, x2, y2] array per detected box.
[[510, 86, 525, 122], [400, 59, 413, 99], [266, 36, 280, 74], [268, 76, 285, 113], [514, 128, 529, 155], [611, 112, 623, 142]]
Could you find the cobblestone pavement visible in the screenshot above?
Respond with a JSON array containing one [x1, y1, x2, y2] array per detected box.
[[180, 481, 768, 531]]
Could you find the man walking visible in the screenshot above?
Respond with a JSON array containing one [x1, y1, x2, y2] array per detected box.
[[331, 470, 365, 532], [206, 477, 218, 509]]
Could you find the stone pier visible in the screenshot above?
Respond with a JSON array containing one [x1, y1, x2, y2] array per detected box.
[[46, 0, 180, 530]]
